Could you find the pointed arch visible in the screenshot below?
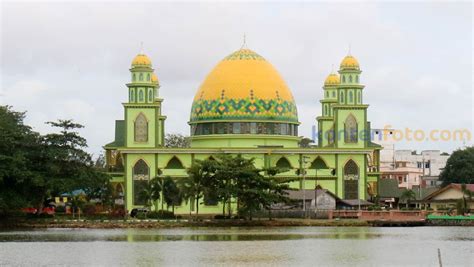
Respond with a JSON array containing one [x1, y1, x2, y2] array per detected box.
[[343, 159, 359, 199], [340, 91, 345, 104], [130, 89, 135, 102], [147, 73, 150, 81], [355, 75, 359, 83], [134, 113, 148, 142], [276, 157, 292, 169], [344, 114, 358, 143], [165, 156, 185, 169], [310, 156, 329, 169], [349, 75, 353, 83], [115, 183, 124, 197], [133, 159, 149, 205], [344, 159, 359, 178], [139, 73, 143, 81], [342, 75, 346, 83], [348, 91, 353, 103], [324, 105, 328, 116]]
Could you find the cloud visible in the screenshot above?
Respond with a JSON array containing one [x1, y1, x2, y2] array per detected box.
[[1, 2, 472, 155]]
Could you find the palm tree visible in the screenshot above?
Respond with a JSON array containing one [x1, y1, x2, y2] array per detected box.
[[138, 177, 162, 211], [181, 161, 212, 217], [163, 177, 183, 214], [400, 189, 416, 209]]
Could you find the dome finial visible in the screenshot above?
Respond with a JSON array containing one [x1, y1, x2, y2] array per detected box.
[[241, 33, 247, 49]]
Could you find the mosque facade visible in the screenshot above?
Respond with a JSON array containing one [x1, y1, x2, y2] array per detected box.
[[104, 47, 381, 214]]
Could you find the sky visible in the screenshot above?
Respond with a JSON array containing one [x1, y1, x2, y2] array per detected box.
[[1, 1, 472, 157]]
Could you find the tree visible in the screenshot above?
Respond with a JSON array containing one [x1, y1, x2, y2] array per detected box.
[[0, 106, 111, 217], [400, 189, 416, 209], [457, 183, 473, 215], [181, 159, 215, 217], [163, 177, 183, 213], [165, 133, 190, 148], [298, 137, 313, 148], [138, 177, 162, 211], [439, 147, 474, 186]]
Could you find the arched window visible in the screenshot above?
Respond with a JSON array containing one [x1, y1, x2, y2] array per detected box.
[[349, 91, 353, 103], [165, 156, 185, 169], [147, 73, 150, 81], [340, 91, 345, 104], [349, 75, 353, 83], [130, 89, 135, 102], [357, 91, 361, 103], [276, 157, 292, 169], [343, 159, 359, 199], [326, 91, 329, 98], [344, 114, 358, 143], [332, 91, 336, 97], [310, 157, 328, 169], [133, 74, 136, 82], [355, 75, 359, 83], [324, 105, 328, 116], [139, 90, 144, 101], [148, 89, 153, 102], [133, 159, 149, 205], [139, 73, 143, 81], [134, 113, 148, 142], [344, 159, 359, 179], [342, 75, 346, 83]]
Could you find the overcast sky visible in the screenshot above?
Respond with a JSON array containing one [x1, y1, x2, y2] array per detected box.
[[1, 1, 472, 157]]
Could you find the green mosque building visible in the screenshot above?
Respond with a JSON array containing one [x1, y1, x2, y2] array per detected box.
[[104, 47, 381, 214]]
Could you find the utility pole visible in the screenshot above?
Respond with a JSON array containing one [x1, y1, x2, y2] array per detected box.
[[300, 156, 310, 214]]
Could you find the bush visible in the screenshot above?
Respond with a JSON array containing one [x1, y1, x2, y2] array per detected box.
[[147, 210, 175, 219], [82, 204, 97, 216], [55, 205, 66, 213], [214, 215, 232, 220]]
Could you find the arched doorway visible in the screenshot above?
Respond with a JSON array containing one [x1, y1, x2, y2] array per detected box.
[[343, 159, 359, 199]]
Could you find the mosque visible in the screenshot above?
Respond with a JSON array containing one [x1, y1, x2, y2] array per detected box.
[[104, 45, 381, 214]]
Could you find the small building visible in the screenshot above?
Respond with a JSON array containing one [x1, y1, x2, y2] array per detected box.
[[422, 183, 474, 211]]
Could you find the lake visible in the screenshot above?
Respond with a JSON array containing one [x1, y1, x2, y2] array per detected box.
[[0, 227, 472, 266]]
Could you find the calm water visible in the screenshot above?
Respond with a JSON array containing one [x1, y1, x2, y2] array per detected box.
[[0, 227, 472, 266]]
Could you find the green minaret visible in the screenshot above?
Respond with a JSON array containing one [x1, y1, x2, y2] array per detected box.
[[124, 53, 166, 148]]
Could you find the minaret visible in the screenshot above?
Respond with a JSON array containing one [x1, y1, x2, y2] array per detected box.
[[333, 53, 368, 149], [124, 52, 166, 148], [317, 72, 339, 147], [338, 54, 364, 105]]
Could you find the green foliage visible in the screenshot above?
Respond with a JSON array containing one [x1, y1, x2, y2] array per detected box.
[[138, 177, 162, 209], [298, 137, 313, 148], [163, 177, 183, 212], [400, 189, 416, 208], [184, 154, 290, 220], [147, 210, 176, 219], [440, 146, 474, 186], [0, 106, 111, 216], [164, 133, 190, 148]]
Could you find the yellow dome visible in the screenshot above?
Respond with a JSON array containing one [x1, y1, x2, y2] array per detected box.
[[131, 54, 152, 67], [151, 73, 159, 84], [340, 55, 360, 70], [324, 73, 340, 86], [190, 48, 298, 123]]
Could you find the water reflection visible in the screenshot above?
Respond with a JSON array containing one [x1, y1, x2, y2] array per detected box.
[[0, 227, 472, 266]]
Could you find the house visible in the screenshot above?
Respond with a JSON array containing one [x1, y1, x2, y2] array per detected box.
[[422, 183, 474, 211]]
